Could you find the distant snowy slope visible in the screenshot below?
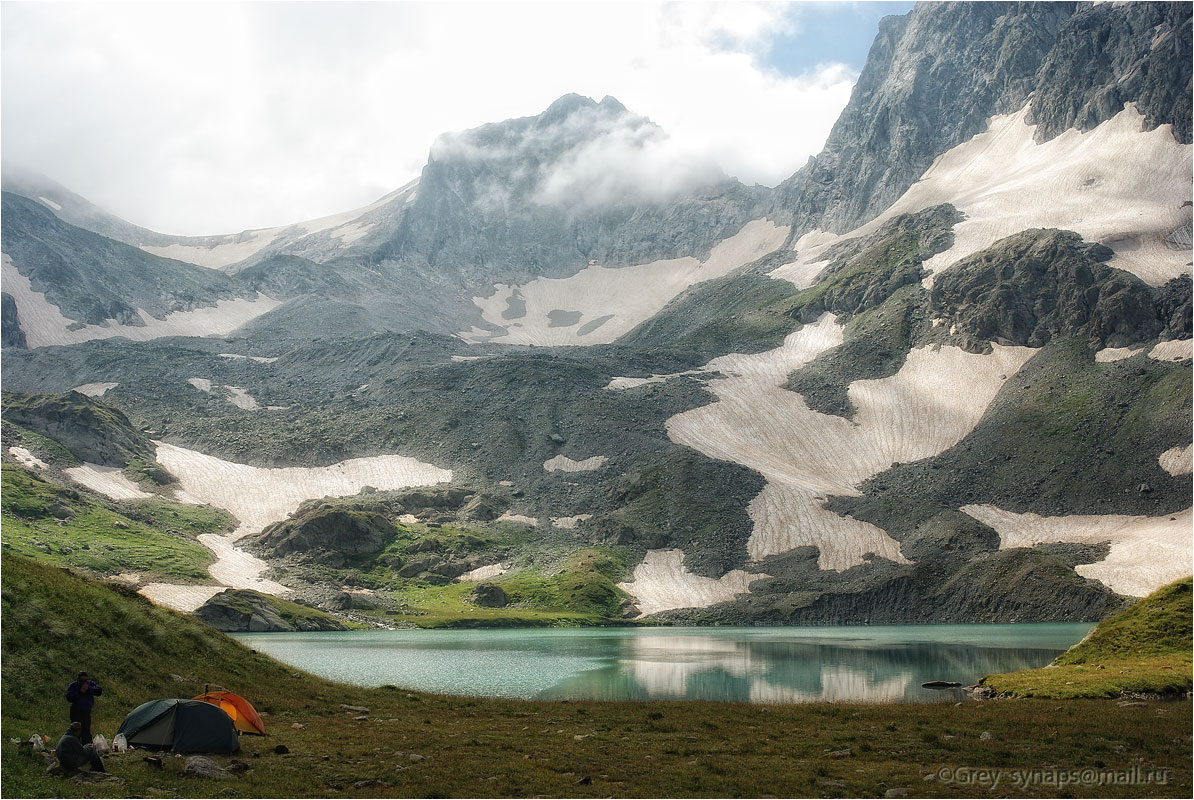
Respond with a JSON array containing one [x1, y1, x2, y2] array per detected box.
[[1, 163, 416, 270]]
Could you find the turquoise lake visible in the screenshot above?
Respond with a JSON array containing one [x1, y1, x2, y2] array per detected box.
[[233, 624, 1092, 704]]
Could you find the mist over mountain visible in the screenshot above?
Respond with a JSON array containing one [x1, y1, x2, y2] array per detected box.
[[2, 1, 1190, 629]]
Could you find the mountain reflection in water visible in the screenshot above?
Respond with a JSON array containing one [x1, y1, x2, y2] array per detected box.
[[233, 624, 1091, 704]]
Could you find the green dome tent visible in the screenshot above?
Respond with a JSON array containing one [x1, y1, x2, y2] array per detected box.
[[116, 699, 240, 753]]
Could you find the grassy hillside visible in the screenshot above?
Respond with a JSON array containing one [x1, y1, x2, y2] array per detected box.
[[1, 464, 220, 583], [389, 547, 633, 628], [3, 553, 1191, 797], [983, 579, 1193, 698]]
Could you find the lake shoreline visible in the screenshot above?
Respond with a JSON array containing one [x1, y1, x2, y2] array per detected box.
[[233, 622, 1093, 704]]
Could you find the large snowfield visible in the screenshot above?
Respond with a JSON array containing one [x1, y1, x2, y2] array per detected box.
[[462, 219, 789, 346], [772, 104, 1193, 290], [131, 444, 451, 611], [2, 253, 281, 348]]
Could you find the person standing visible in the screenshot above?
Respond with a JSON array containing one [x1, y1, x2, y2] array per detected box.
[[65, 671, 101, 743]]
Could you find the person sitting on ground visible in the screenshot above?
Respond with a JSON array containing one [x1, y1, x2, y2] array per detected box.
[[55, 722, 106, 774], [65, 670, 101, 742]]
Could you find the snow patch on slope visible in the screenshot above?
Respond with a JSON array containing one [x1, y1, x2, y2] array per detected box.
[[605, 369, 704, 390], [154, 442, 452, 540], [137, 584, 225, 612], [458, 563, 509, 582], [223, 387, 260, 411], [1095, 346, 1145, 363], [543, 455, 608, 473], [462, 219, 788, 346], [71, 382, 119, 397], [8, 446, 46, 470], [2, 253, 279, 347], [1149, 339, 1193, 361], [64, 463, 153, 500], [664, 314, 1035, 572], [188, 379, 271, 411], [137, 187, 407, 269], [551, 514, 592, 529], [497, 511, 538, 526], [962, 504, 1193, 598], [138, 443, 452, 611], [1159, 444, 1193, 476], [618, 549, 766, 616], [218, 353, 279, 364], [772, 104, 1192, 290], [141, 229, 282, 270]]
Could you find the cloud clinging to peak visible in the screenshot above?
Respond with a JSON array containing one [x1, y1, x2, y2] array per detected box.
[[1, 2, 861, 235]]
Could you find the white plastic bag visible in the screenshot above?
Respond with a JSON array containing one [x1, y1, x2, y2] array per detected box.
[[112, 733, 127, 753], [91, 734, 109, 755]]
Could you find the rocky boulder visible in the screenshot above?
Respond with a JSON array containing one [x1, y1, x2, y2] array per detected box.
[[183, 756, 232, 780], [246, 508, 397, 559], [469, 583, 509, 608], [194, 589, 347, 632], [931, 229, 1186, 350], [1, 391, 153, 467], [393, 486, 474, 511]]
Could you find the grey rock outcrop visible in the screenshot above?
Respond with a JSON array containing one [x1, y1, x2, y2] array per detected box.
[[194, 589, 347, 632], [247, 508, 398, 559], [932, 228, 1187, 349], [771, 2, 1076, 235], [771, 2, 1191, 236], [1030, 2, 1192, 144], [2, 293, 27, 348], [1, 391, 152, 467], [1, 192, 255, 327], [377, 94, 765, 277]]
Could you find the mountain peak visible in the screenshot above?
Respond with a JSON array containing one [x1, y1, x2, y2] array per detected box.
[[541, 93, 598, 121], [539, 93, 630, 126]]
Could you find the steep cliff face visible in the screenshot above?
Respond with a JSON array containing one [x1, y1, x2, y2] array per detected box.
[[770, 1, 1191, 238], [1030, 1, 1193, 144], [771, 2, 1077, 235]]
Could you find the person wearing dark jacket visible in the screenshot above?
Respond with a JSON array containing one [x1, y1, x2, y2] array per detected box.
[[55, 722, 105, 774], [65, 671, 101, 742]]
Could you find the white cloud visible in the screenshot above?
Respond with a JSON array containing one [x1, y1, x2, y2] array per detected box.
[[1, 2, 859, 235], [533, 120, 726, 209]]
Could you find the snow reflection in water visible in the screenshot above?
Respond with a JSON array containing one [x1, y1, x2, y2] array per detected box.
[[234, 624, 1091, 704]]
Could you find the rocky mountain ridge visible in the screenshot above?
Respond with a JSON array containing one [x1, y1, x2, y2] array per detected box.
[[1, 0, 1190, 628]]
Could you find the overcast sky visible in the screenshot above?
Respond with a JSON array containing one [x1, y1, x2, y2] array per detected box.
[[1, 1, 913, 235]]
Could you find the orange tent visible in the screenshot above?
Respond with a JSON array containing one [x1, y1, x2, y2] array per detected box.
[[192, 690, 266, 735]]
